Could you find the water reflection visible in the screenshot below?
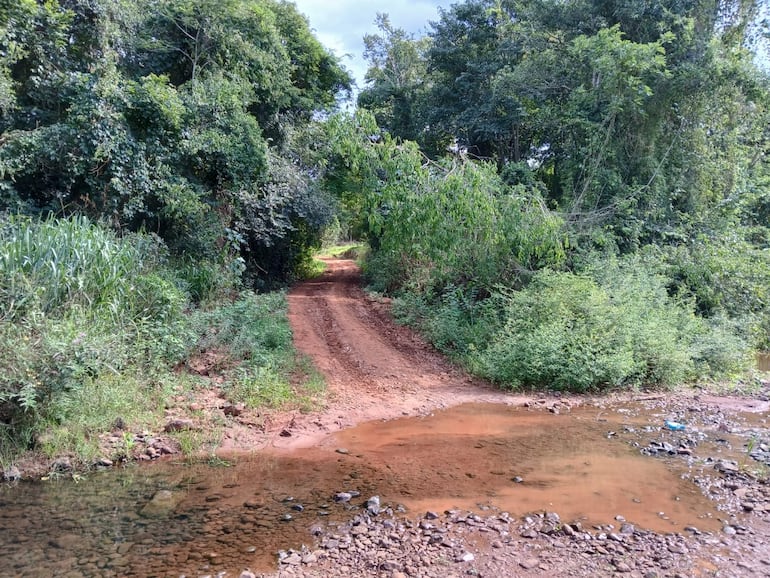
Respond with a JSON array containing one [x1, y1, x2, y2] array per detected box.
[[0, 403, 725, 577]]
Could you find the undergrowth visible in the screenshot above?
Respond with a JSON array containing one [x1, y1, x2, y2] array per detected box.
[[0, 215, 323, 467]]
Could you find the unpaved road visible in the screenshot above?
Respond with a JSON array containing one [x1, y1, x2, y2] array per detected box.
[[259, 257, 770, 578], [275, 258, 528, 448]]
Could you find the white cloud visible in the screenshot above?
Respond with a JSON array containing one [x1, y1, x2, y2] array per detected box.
[[292, 0, 454, 91]]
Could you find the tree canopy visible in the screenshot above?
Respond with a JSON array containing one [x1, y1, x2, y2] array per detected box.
[[0, 0, 351, 283]]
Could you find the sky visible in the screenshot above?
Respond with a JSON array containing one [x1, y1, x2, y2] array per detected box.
[[291, 0, 455, 91]]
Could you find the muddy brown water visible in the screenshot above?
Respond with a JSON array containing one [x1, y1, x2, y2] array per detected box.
[[0, 403, 734, 577]]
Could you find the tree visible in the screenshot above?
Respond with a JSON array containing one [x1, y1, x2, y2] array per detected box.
[[0, 0, 351, 285], [358, 14, 430, 143]]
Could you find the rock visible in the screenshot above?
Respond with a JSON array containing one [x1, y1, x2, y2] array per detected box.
[[239, 572, 256, 578], [51, 456, 72, 472], [222, 403, 244, 417], [335, 448, 350, 455], [96, 457, 113, 467], [425, 511, 439, 520], [139, 490, 183, 518], [163, 419, 195, 432], [283, 553, 301, 565], [620, 523, 635, 535], [722, 525, 737, 536], [280, 514, 293, 522], [380, 560, 402, 571], [291, 504, 304, 512], [302, 553, 317, 564], [335, 492, 352, 503], [367, 496, 381, 516], [457, 552, 475, 562], [512, 476, 524, 483], [49, 533, 81, 549], [310, 524, 324, 536], [2, 465, 21, 481], [519, 558, 539, 570], [715, 460, 739, 474], [613, 561, 632, 573]]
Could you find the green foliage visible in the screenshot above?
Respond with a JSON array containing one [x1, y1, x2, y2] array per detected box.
[[476, 269, 696, 392], [659, 239, 770, 349], [0, 216, 191, 451], [192, 292, 291, 362], [0, 0, 351, 287], [190, 292, 324, 409], [366, 160, 565, 295]]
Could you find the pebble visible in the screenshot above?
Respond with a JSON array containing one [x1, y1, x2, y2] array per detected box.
[[519, 557, 539, 569]]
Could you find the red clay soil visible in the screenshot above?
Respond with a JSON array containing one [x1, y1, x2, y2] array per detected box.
[[215, 257, 767, 453], [262, 258, 529, 449]]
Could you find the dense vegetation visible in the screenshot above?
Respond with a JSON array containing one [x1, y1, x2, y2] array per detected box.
[[0, 0, 346, 463], [353, 0, 770, 389], [0, 0, 769, 465]]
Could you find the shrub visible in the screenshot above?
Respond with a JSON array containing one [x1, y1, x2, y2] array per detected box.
[[475, 269, 700, 392], [0, 215, 192, 452]]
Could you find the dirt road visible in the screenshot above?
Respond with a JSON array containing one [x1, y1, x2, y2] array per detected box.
[[278, 258, 526, 448]]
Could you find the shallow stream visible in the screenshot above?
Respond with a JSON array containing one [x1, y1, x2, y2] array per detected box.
[[0, 402, 749, 577]]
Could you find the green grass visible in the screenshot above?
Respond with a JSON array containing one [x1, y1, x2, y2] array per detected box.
[[0, 215, 326, 468]]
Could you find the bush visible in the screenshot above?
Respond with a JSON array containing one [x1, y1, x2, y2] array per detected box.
[[660, 239, 770, 350], [475, 269, 701, 392], [0, 215, 192, 451], [365, 161, 565, 297]]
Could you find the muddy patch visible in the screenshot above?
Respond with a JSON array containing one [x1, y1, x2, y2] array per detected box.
[[3, 400, 760, 577]]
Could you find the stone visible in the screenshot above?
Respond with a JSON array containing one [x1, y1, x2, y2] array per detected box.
[[614, 561, 632, 573], [283, 553, 301, 565], [367, 496, 381, 515], [49, 533, 81, 549], [715, 460, 739, 474], [51, 457, 72, 472], [139, 490, 183, 518], [222, 403, 244, 417], [519, 558, 539, 570], [302, 553, 317, 564], [2, 465, 21, 481], [310, 524, 324, 536], [620, 523, 635, 535], [335, 492, 352, 503], [163, 419, 195, 432], [239, 572, 256, 578], [96, 458, 113, 467], [457, 552, 475, 562], [425, 511, 440, 520], [335, 448, 350, 455]]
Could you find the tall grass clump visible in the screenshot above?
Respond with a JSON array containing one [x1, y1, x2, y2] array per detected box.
[[0, 215, 192, 458], [189, 292, 322, 409]]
